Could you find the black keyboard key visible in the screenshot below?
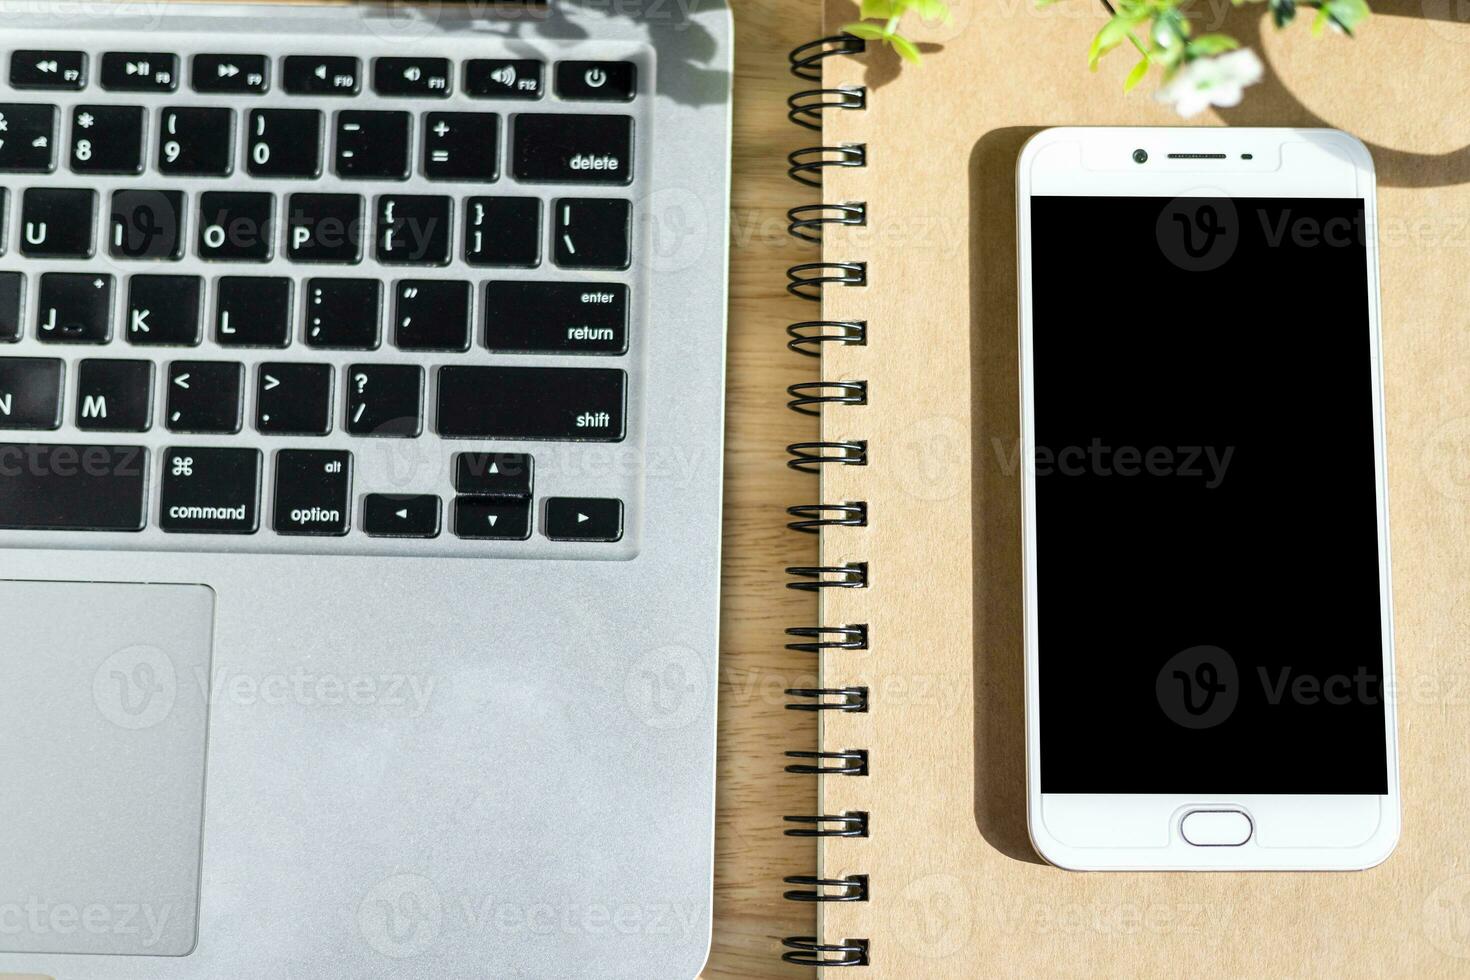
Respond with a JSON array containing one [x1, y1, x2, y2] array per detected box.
[[287, 193, 363, 263], [363, 493, 440, 538], [393, 279, 469, 351], [274, 449, 351, 535], [374, 57, 450, 97], [345, 363, 421, 437], [21, 187, 94, 258], [36, 273, 111, 344], [256, 362, 332, 435], [100, 52, 178, 92], [198, 191, 273, 261], [109, 189, 184, 260], [0, 357, 62, 429], [553, 198, 630, 270], [436, 366, 626, 441], [555, 61, 637, 102], [483, 281, 627, 354], [0, 443, 147, 531], [166, 361, 242, 433], [192, 54, 269, 94], [0, 104, 58, 172], [157, 106, 234, 176], [216, 276, 291, 347], [10, 51, 85, 90], [305, 278, 380, 349], [127, 275, 202, 346], [464, 197, 539, 267], [376, 195, 451, 265], [423, 112, 498, 182], [247, 108, 321, 178], [70, 104, 145, 174], [513, 114, 632, 185], [453, 496, 531, 540], [453, 452, 532, 496], [335, 111, 409, 180], [464, 59, 543, 99], [283, 56, 359, 96], [159, 446, 259, 533], [0, 272, 24, 342], [76, 359, 152, 431], [545, 496, 624, 541]]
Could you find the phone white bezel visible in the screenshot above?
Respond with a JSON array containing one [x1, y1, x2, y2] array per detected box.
[[1016, 127, 1400, 871]]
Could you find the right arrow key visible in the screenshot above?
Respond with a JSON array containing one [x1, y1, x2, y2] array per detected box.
[[545, 497, 624, 543]]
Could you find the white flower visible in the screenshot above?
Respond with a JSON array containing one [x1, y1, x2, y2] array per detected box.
[[1155, 49, 1264, 117]]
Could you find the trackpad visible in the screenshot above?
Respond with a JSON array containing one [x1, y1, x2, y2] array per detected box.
[[0, 581, 213, 957]]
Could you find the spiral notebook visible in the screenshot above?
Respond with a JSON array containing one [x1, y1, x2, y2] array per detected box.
[[775, 1, 1470, 974]]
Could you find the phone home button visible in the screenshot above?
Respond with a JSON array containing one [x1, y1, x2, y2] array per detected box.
[[1180, 809, 1254, 847]]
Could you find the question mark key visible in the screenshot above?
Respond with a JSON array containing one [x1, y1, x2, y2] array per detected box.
[[345, 364, 424, 438]]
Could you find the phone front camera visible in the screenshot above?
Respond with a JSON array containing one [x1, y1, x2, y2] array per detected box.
[[1132, 149, 1148, 164]]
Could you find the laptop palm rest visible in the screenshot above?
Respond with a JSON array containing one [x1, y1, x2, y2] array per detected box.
[[0, 581, 213, 957]]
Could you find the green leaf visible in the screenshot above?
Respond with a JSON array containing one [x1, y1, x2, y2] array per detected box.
[[1185, 32, 1241, 57], [860, 0, 901, 19], [840, 21, 891, 40], [910, 0, 953, 21], [1089, 13, 1145, 69], [1123, 55, 1151, 92], [1311, 5, 1330, 36], [890, 32, 924, 62], [1325, 0, 1369, 34]]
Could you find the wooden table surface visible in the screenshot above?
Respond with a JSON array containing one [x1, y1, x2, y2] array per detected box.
[[708, 1, 824, 976]]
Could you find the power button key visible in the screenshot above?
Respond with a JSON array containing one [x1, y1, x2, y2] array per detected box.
[[555, 61, 636, 102]]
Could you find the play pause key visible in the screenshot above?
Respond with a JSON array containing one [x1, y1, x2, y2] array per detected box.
[[545, 497, 623, 542]]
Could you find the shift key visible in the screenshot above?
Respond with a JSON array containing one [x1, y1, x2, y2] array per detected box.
[[436, 366, 625, 441]]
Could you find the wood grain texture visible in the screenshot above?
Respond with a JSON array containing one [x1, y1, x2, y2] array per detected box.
[[707, 1, 824, 977], [816, 0, 1470, 976]]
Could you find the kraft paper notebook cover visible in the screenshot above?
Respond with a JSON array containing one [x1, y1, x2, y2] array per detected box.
[[774, 0, 1470, 974]]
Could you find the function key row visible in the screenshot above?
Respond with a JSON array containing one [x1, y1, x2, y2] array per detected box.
[[0, 188, 630, 269], [0, 357, 626, 440], [7, 51, 635, 101], [0, 104, 633, 185], [0, 274, 628, 355]]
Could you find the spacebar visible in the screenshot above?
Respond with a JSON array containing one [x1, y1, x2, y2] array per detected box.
[[0, 444, 148, 531]]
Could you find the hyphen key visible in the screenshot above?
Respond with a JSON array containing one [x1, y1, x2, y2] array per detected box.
[[436, 367, 625, 441]]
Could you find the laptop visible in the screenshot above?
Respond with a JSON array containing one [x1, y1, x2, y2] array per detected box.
[[0, 1, 731, 976]]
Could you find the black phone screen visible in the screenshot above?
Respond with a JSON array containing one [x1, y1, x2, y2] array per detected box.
[[1031, 195, 1389, 795]]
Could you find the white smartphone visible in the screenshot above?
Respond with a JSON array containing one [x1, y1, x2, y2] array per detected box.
[[1016, 127, 1399, 871]]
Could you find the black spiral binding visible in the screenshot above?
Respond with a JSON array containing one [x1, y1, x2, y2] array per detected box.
[[782, 32, 872, 970]]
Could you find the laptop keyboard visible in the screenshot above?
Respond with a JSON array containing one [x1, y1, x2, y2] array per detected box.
[[0, 39, 648, 556]]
